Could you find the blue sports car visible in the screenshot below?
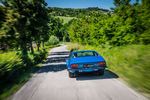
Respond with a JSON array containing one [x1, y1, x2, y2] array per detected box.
[[66, 50, 107, 78]]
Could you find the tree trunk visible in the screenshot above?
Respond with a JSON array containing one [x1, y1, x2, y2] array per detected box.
[[30, 42, 34, 54], [22, 42, 27, 55], [37, 42, 40, 51], [20, 31, 28, 55]]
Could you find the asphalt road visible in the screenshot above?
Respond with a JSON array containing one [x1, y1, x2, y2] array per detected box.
[[12, 45, 148, 100]]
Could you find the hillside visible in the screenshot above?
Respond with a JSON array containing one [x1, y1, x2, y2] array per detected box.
[[48, 7, 109, 17]]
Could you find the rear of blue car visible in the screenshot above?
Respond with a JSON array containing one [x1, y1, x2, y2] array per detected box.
[[66, 51, 106, 78]]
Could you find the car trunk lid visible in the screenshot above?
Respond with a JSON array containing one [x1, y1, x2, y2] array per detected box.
[[70, 56, 105, 64]]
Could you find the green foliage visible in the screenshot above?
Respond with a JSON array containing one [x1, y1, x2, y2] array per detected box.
[[46, 35, 59, 45], [47, 7, 109, 17], [0, 50, 46, 84], [67, 42, 150, 99], [0, 44, 58, 99], [55, 16, 75, 24], [66, 2, 150, 46], [48, 15, 64, 40], [0, 52, 23, 84], [114, 0, 131, 7], [0, 0, 60, 54], [0, 6, 6, 28]]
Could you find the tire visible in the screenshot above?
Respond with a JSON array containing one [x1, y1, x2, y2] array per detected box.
[[97, 70, 104, 75], [69, 72, 74, 78], [75, 72, 79, 77]]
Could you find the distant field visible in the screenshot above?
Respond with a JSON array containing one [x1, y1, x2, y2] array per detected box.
[[56, 16, 75, 24]]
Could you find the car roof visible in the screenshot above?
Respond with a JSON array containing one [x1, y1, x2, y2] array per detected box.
[[72, 50, 97, 54]]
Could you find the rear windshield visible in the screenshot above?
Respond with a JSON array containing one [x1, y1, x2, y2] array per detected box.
[[73, 51, 98, 58]]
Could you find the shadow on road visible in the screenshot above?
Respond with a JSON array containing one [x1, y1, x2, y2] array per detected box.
[[50, 51, 69, 55], [45, 56, 68, 63], [36, 51, 69, 73], [36, 64, 67, 73], [76, 70, 119, 81]]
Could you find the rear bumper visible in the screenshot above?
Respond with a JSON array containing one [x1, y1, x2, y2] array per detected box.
[[68, 67, 105, 73]]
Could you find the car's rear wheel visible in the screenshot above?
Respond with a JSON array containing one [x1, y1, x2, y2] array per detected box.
[[97, 70, 104, 75], [75, 72, 79, 77], [69, 72, 74, 78]]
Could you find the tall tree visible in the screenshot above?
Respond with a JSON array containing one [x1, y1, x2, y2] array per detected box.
[[0, 0, 49, 54], [114, 0, 131, 7], [142, 0, 150, 7]]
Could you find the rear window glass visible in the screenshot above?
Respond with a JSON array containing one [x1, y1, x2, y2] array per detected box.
[[73, 51, 98, 58]]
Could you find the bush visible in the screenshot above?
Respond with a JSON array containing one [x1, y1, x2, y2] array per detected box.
[[0, 44, 58, 99], [33, 50, 47, 64], [46, 35, 59, 45], [0, 52, 24, 85]]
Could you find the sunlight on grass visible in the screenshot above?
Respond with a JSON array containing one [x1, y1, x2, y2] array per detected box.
[[56, 16, 75, 24]]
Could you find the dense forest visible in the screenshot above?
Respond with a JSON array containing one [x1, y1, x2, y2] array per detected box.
[[65, 0, 150, 47]]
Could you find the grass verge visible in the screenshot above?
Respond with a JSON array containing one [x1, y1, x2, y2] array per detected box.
[[65, 42, 150, 99]]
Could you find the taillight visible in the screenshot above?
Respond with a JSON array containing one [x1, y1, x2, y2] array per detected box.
[[98, 62, 106, 66], [83, 65, 87, 67], [71, 64, 78, 68]]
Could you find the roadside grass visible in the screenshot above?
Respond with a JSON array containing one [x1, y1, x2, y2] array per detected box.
[[0, 44, 60, 100], [65, 42, 150, 99], [0, 64, 41, 100], [56, 16, 75, 24]]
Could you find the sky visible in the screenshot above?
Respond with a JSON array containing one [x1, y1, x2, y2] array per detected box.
[[0, 0, 139, 10], [45, 0, 138, 10], [45, 0, 114, 10]]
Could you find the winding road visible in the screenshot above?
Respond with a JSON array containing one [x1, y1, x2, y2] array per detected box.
[[12, 45, 148, 100]]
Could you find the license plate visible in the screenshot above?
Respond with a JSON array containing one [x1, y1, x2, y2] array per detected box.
[[87, 64, 94, 67], [79, 70, 82, 72]]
